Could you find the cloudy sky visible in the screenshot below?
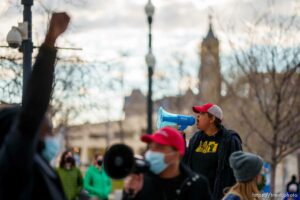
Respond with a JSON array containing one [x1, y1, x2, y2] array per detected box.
[[0, 0, 299, 124]]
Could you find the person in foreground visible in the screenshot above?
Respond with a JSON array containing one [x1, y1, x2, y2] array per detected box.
[[123, 126, 212, 200], [0, 12, 70, 200]]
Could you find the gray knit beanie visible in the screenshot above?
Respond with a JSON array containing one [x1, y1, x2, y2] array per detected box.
[[229, 151, 264, 182]]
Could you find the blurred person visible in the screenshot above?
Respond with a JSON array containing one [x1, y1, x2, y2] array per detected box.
[[0, 13, 70, 200], [123, 126, 212, 200], [84, 154, 112, 200], [284, 175, 300, 200], [56, 150, 83, 200], [222, 151, 263, 200], [287, 175, 299, 194], [183, 103, 242, 200], [39, 115, 61, 163]]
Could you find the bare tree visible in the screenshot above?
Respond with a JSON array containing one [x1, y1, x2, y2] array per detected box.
[[114, 51, 128, 143], [153, 51, 195, 113], [0, 54, 22, 104], [225, 6, 300, 193]]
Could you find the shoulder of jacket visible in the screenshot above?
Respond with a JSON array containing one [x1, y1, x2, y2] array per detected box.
[[222, 128, 242, 144], [86, 165, 95, 172], [182, 166, 208, 187]]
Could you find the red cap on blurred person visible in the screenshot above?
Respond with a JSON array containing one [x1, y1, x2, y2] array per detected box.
[[141, 127, 185, 156], [193, 103, 223, 121]]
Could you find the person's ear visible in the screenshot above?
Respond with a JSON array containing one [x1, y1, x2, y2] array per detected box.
[[209, 116, 216, 124]]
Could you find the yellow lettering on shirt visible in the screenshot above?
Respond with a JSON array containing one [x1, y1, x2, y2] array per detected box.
[[195, 141, 219, 153]]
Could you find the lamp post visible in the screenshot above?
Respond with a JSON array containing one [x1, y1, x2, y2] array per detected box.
[[145, 0, 155, 134], [21, 0, 33, 102]]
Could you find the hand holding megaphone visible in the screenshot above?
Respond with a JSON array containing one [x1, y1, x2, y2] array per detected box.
[[156, 107, 195, 131], [124, 173, 144, 198]]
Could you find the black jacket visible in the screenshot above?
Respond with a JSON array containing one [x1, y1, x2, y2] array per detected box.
[[122, 163, 212, 200], [183, 126, 242, 200], [0, 45, 66, 200]]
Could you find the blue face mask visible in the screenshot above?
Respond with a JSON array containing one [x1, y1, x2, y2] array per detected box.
[[145, 150, 169, 174], [42, 136, 61, 162]]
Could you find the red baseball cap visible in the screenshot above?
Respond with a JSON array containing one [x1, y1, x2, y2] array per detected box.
[[141, 127, 185, 156], [193, 103, 223, 120]]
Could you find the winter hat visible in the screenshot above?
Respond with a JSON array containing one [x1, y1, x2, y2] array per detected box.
[[229, 151, 263, 182]]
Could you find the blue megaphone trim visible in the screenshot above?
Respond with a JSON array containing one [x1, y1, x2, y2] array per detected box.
[[157, 107, 196, 131]]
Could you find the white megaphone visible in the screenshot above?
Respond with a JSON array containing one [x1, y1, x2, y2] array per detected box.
[[156, 107, 196, 131]]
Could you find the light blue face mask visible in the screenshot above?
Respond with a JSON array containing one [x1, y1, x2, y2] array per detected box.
[[145, 150, 169, 174], [42, 136, 61, 162]]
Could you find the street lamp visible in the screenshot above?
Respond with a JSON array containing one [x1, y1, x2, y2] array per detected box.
[[145, 0, 155, 134]]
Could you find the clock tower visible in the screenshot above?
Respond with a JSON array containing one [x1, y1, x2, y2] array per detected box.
[[198, 15, 221, 104]]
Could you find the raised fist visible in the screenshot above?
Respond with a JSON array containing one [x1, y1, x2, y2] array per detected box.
[[45, 12, 70, 47]]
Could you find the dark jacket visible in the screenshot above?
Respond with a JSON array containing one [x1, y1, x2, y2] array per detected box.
[[122, 163, 212, 200], [183, 126, 242, 200], [0, 45, 66, 200]]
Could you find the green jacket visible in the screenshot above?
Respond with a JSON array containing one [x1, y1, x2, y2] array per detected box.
[[84, 165, 112, 199], [56, 167, 83, 200]]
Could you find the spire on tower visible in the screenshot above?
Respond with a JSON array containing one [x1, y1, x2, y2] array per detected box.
[[205, 14, 217, 40]]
